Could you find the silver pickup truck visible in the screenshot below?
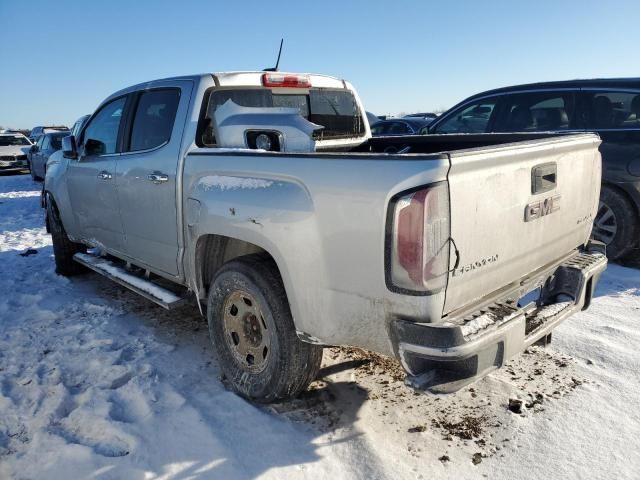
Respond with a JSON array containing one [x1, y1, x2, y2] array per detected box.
[[44, 71, 607, 402]]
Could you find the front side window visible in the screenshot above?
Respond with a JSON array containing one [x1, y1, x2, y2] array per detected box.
[[129, 89, 180, 151], [82, 96, 126, 156], [433, 100, 498, 133], [582, 91, 640, 130], [387, 122, 410, 134], [42, 136, 51, 150]]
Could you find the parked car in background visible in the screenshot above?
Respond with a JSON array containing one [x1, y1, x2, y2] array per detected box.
[[370, 117, 432, 136], [403, 112, 438, 123], [70, 114, 91, 137], [0, 133, 32, 173], [425, 78, 640, 260], [39, 114, 91, 182], [28, 125, 68, 142], [28, 131, 68, 180]]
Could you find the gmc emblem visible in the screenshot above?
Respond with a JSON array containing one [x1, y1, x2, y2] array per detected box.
[[525, 194, 561, 222]]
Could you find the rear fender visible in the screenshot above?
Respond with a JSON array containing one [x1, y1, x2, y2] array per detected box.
[[185, 174, 317, 328]]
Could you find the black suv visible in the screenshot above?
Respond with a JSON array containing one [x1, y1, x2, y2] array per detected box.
[[426, 78, 640, 260]]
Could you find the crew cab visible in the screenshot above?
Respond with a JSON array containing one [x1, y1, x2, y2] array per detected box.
[[44, 71, 607, 401]]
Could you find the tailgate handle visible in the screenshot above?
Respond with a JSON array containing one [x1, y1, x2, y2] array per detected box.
[[532, 162, 557, 194]]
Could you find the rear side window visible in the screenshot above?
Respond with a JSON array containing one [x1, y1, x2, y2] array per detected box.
[[200, 87, 365, 146], [433, 100, 498, 134], [494, 92, 575, 132], [129, 89, 180, 151], [582, 91, 640, 130]]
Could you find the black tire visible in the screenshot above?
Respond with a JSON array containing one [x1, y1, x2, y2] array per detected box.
[[593, 186, 639, 261], [46, 199, 86, 276], [207, 254, 322, 403]]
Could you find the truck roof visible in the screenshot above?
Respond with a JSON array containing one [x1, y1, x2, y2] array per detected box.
[[107, 71, 348, 100]]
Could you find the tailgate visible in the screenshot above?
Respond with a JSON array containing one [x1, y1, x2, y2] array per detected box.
[[443, 134, 602, 315]]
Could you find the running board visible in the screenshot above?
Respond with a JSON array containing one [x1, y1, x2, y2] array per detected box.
[[73, 253, 187, 310]]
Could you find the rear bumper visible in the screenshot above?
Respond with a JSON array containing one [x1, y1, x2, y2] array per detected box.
[[393, 243, 607, 392]]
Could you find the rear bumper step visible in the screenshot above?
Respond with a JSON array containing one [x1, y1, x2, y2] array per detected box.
[[73, 253, 187, 310], [393, 244, 607, 393]]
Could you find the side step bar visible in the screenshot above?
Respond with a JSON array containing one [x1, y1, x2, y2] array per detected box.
[[73, 253, 187, 310]]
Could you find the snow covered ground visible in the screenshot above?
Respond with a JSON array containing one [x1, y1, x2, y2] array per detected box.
[[0, 174, 639, 480]]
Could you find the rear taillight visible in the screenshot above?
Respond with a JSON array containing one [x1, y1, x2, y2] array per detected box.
[[261, 73, 311, 88], [389, 182, 450, 293]]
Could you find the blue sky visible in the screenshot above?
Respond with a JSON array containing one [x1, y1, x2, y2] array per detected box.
[[1, 0, 638, 128]]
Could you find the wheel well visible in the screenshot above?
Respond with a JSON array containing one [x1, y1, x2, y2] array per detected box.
[[195, 234, 275, 296]]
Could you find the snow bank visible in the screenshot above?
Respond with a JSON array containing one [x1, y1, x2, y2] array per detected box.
[[0, 174, 639, 480]]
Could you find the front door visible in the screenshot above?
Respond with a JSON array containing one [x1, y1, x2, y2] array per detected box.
[[67, 95, 128, 253], [115, 82, 192, 276]]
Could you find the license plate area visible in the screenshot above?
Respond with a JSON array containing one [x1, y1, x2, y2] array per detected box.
[[517, 286, 541, 308]]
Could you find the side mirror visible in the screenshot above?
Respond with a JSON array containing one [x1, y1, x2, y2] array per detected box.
[[84, 138, 105, 156], [62, 135, 78, 160]]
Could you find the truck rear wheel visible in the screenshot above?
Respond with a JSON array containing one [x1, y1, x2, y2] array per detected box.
[[47, 199, 86, 276], [207, 254, 322, 402], [593, 186, 638, 260]]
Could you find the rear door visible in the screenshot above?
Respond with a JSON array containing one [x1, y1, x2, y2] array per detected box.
[[443, 134, 602, 314], [115, 81, 192, 276]]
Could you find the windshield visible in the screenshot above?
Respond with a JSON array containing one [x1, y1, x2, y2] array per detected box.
[[0, 136, 31, 146], [201, 87, 365, 146]]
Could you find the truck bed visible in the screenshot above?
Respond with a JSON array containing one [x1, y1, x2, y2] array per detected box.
[[183, 133, 602, 358]]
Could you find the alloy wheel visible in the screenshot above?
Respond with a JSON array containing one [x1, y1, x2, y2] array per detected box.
[[592, 200, 617, 245]]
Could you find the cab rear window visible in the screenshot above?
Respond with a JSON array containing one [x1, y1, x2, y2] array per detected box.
[[200, 88, 365, 146]]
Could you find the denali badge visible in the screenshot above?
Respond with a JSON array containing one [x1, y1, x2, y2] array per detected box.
[[525, 194, 561, 222]]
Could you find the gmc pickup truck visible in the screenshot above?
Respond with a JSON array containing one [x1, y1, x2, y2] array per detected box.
[[44, 71, 607, 402]]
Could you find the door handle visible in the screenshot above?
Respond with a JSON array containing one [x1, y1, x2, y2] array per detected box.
[[147, 172, 169, 184], [97, 171, 112, 180]]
